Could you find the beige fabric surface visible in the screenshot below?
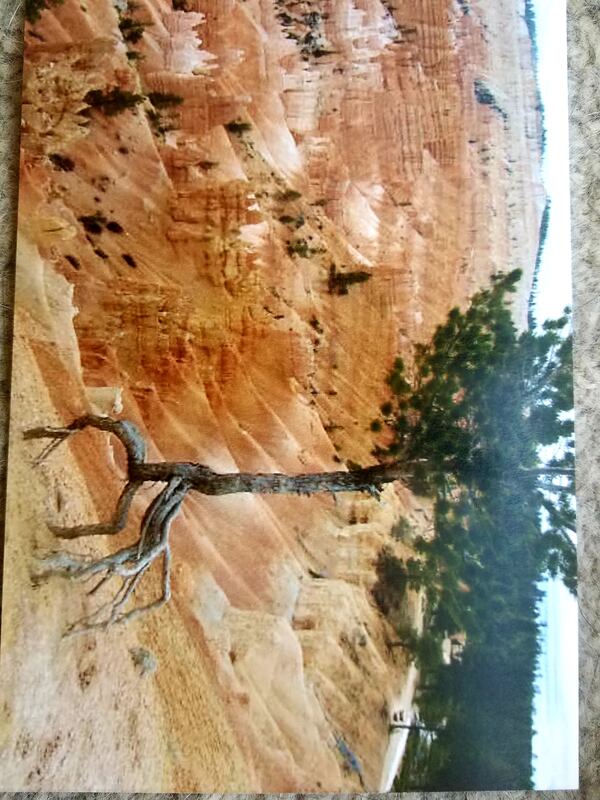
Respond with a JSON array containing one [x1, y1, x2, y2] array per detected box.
[[0, 0, 597, 797]]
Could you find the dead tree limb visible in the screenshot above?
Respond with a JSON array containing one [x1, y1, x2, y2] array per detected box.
[[49, 480, 142, 539], [26, 415, 409, 635]]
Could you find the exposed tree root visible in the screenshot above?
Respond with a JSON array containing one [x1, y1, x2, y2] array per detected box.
[[49, 480, 142, 540], [27, 416, 186, 635], [34, 475, 187, 635], [26, 414, 406, 635]]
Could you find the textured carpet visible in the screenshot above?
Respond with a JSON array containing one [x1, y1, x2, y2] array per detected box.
[[0, 0, 597, 797]]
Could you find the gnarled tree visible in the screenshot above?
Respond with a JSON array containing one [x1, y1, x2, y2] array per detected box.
[[27, 269, 575, 634]]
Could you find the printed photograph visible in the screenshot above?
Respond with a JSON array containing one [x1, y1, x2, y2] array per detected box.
[[0, 0, 577, 792]]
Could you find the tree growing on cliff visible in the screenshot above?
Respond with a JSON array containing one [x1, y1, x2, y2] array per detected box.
[[27, 269, 575, 633]]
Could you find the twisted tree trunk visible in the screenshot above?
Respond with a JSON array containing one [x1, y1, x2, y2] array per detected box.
[[25, 415, 409, 634], [131, 460, 409, 495]]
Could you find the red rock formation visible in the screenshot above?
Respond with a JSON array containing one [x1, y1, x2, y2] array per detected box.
[[0, 0, 544, 791]]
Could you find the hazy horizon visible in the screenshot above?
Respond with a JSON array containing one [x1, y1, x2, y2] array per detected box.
[[530, 0, 578, 790]]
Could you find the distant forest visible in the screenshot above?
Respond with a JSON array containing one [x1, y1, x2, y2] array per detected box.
[[385, 273, 574, 791], [396, 14, 559, 786], [528, 199, 552, 328], [394, 488, 546, 789], [524, 0, 540, 64], [524, 0, 548, 154]]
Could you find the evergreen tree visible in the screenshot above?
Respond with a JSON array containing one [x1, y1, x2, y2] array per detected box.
[[373, 268, 575, 591], [30, 262, 576, 774]]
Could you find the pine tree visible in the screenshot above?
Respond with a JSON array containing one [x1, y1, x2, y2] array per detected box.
[[28, 270, 575, 635]]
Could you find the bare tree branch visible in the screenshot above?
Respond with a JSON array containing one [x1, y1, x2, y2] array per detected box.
[[22, 416, 407, 635], [50, 480, 142, 539], [25, 414, 575, 635], [25, 414, 146, 467], [25, 414, 189, 635]]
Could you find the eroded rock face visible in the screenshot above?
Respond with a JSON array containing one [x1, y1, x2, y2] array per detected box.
[[1, 0, 544, 791]]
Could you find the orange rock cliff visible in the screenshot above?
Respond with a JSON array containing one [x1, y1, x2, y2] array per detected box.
[[0, 0, 544, 791]]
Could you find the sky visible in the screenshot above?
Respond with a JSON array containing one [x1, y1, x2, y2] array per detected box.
[[530, 0, 578, 790]]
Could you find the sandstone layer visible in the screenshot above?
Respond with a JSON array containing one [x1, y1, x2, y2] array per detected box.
[[0, 0, 544, 791]]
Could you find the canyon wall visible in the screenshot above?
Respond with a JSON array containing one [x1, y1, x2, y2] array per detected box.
[[0, 0, 544, 791]]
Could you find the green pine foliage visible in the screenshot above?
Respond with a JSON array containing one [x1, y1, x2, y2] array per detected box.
[[147, 92, 184, 109], [374, 270, 575, 789], [372, 547, 408, 615], [84, 88, 144, 116], [225, 120, 252, 134], [118, 15, 148, 44], [528, 200, 552, 327], [474, 79, 508, 121], [25, 0, 64, 23], [328, 264, 372, 294], [523, 0, 547, 153]]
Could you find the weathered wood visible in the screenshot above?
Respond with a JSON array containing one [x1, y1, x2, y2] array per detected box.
[[131, 460, 410, 496]]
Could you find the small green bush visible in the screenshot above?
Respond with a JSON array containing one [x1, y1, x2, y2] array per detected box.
[[78, 214, 123, 235], [312, 47, 335, 58], [412, 631, 444, 672], [346, 459, 363, 471], [391, 516, 413, 541], [287, 239, 308, 258], [474, 79, 507, 120], [130, 645, 157, 676], [309, 316, 323, 334], [25, 0, 64, 24], [79, 213, 107, 235], [372, 547, 408, 615], [84, 88, 144, 116], [146, 108, 178, 135], [119, 16, 148, 44], [225, 120, 252, 134], [147, 91, 184, 109], [303, 11, 321, 28], [144, 92, 184, 134], [48, 153, 75, 171], [279, 213, 305, 228], [328, 264, 371, 295], [389, 621, 419, 650], [276, 188, 302, 202], [287, 238, 320, 258]]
